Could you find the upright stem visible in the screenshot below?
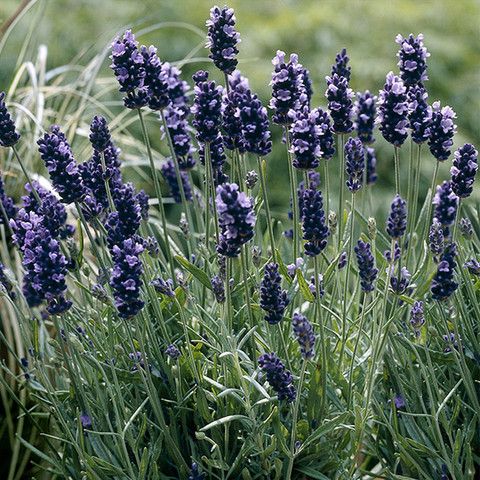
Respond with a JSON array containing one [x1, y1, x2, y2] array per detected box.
[[286, 359, 307, 480], [452, 199, 461, 242], [204, 142, 219, 245], [240, 246, 254, 332], [338, 193, 355, 369], [423, 160, 440, 243], [285, 128, 299, 261], [11, 145, 42, 205], [314, 255, 327, 416], [323, 159, 330, 216], [406, 144, 421, 268], [394, 146, 401, 196], [137, 109, 174, 281], [257, 156, 276, 263], [337, 134, 345, 250], [0, 200, 14, 237], [225, 258, 233, 333], [99, 151, 115, 212]]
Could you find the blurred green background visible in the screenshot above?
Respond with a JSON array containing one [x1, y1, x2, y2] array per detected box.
[[0, 0, 479, 215]]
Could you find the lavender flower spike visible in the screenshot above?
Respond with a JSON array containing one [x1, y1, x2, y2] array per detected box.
[[450, 143, 478, 198], [0, 92, 20, 147], [258, 352, 296, 403], [432, 181, 458, 238], [141, 45, 170, 111], [407, 85, 431, 144], [325, 74, 354, 134], [37, 126, 86, 204], [292, 312, 316, 359], [161, 160, 193, 204], [395, 33, 429, 88], [331, 48, 351, 81], [366, 147, 377, 185], [429, 219, 444, 260], [216, 182, 255, 257], [206, 6, 240, 75], [428, 102, 457, 161], [260, 263, 289, 325], [431, 243, 458, 301], [354, 90, 377, 144], [314, 108, 335, 160], [410, 301, 425, 337], [0, 171, 17, 224], [377, 72, 409, 147], [240, 91, 272, 157], [344, 137, 365, 193], [289, 106, 321, 170], [386, 194, 407, 239], [301, 188, 329, 256], [355, 240, 378, 293]]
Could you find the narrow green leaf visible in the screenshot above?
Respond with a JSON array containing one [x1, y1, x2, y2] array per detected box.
[[175, 255, 212, 289]]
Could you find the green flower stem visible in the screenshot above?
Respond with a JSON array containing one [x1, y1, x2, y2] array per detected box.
[[394, 145, 401, 196], [314, 254, 327, 416], [225, 258, 233, 333], [0, 200, 14, 237], [423, 159, 439, 243], [323, 159, 330, 216], [337, 134, 345, 251], [406, 143, 422, 268], [137, 108, 175, 281], [286, 359, 307, 480], [257, 156, 276, 263], [99, 151, 115, 212], [11, 145, 42, 206], [240, 246, 254, 334], [338, 192, 355, 369], [285, 127, 299, 262]]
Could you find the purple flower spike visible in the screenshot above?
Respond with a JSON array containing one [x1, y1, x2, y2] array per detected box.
[[407, 85, 431, 144], [464, 259, 480, 277], [211, 274, 225, 303], [0, 171, 17, 225], [164, 106, 195, 170], [354, 91, 377, 144], [290, 107, 321, 170], [386, 194, 407, 239], [428, 102, 457, 161], [37, 126, 86, 204], [355, 240, 378, 293], [450, 143, 478, 198], [366, 147, 377, 185], [110, 30, 149, 109], [314, 108, 335, 160], [377, 72, 409, 147], [292, 312, 315, 359], [325, 74, 354, 134], [344, 137, 365, 193], [162, 63, 190, 113], [206, 6, 240, 75], [270, 50, 307, 125], [141, 45, 170, 111], [429, 219, 444, 260], [431, 243, 458, 301], [166, 344, 181, 359], [433, 181, 458, 238], [216, 182, 255, 257], [410, 301, 425, 336], [0, 92, 20, 147], [331, 48, 351, 81], [258, 352, 296, 403], [395, 33, 429, 88], [240, 91, 272, 157], [301, 188, 329, 257], [260, 263, 289, 325], [161, 160, 193, 204]]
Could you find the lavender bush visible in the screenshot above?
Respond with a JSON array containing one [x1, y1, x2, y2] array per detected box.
[[0, 6, 478, 480]]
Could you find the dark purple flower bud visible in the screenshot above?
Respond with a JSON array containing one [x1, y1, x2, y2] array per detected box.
[[199, 133, 226, 171], [0, 92, 20, 147], [292, 312, 315, 359], [161, 159, 193, 204], [314, 108, 335, 160], [163, 106, 195, 170], [260, 263, 289, 325], [384, 241, 401, 263], [80, 413, 93, 429], [450, 143, 478, 198], [106, 182, 142, 248], [377, 72, 409, 147], [89, 115, 111, 151], [151, 277, 174, 297], [141, 45, 170, 110], [37, 126, 86, 204], [300, 67, 313, 107], [289, 107, 321, 170], [331, 48, 351, 81], [110, 238, 144, 318], [429, 219, 444, 260], [110, 30, 149, 109], [410, 300, 425, 336], [338, 251, 347, 270], [325, 74, 354, 134], [240, 91, 272, 157], [91, 284, 109, 303], [344, 137, 365, 192], [389, 266, 412, 294], [136, 190, 149, 221], [393, 394, 406, 410], [354, 90, 377, 144], [189, 462, 206, 480], [0, 171, 17, 225], [428, 102, 457, 161], [206, 6, 240, 74], [192, 70, 223, 143], [395, 33, 429, 88], [300, 188, 329, 256], [258, 352, 296, 403], [144, 236, 160, 257], [443, 332, 458, 353], [245, 170, 258, 189], [440, 464, 450, 480], [459, 217, 473, 238], [308, 274, 324, 298], [431, 243, 458, 301], [407, 85, 431, 144], [165, 344, 181, 360], [162, 63, 190, 113], [433, 181, 458, 238], [270, 51, 306, 125], [464, 259, 480, 276], [365, 147, 377, 185], [287, 257, 304, 277], [211, 274, 225, 303], [386, 194, 407, 239], [355, 240, 378, 293], [0, 262, 16, 299], [215, 182, 255, 257]]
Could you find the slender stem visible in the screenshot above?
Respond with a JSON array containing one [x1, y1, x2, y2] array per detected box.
[[0, 200, 14, 237], [406, 143, 421, 268], [452, 199, 461, 242], [286, 359, 307, 480], [423, 160, 440, 243], [225, 258, 233, 333], [338, 193, 355, 368], [285, 128, 299, 261], [137, 109, 175, 281], [314, 255, 327, 416], [99, 151, 115, 212], [337, 134, 345, 250], [323, 159, 330, 216], [204, 141, 220, 245], [257, 156, 276, 263], [11, 145, 42, 206], [394, 146, 401, 196], [240, 246, 254, 332]]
